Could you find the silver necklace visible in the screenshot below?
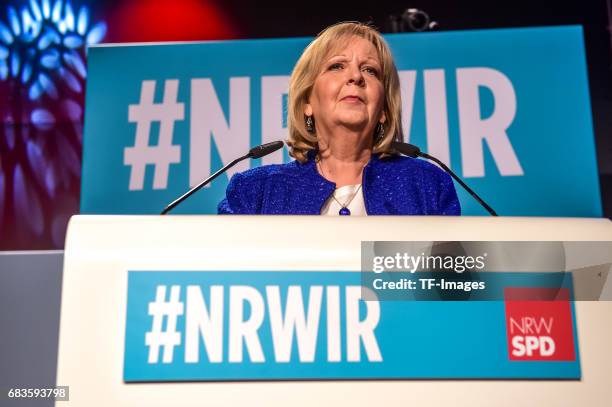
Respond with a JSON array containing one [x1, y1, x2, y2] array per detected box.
[[317, 158, 363, 216]]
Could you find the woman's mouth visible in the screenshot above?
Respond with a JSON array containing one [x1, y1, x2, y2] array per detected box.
[[341, 96, 364, 103]]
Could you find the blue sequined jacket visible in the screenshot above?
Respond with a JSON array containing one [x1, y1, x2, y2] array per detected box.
[[217, 154, 461, 215]]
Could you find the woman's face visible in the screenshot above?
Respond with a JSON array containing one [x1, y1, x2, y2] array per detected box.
[[305, 35, 385, 139]]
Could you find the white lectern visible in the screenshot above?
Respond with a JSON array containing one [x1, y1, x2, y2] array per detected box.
[[57, 216, 612, 406]]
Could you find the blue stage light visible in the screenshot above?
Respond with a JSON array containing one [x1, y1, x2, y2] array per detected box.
[[0, 0, 107, 100], [8, 7, 21, 36], [28, 79, 42, 99], [63, 33, 82, 48], [0, 23, 13, 43], [0, 60, 7, 80], [10, 52, 19, 76], [41, 49, 59, 68], [29, 0, 42, 21], [77, 6, 87, 35], [21, 61, 32, 83], [31, 107, 54, 127], [42, 0, 51, 20], [0, 0, 106, 248], [52, 0, 62, 24], [58, 66, 80, 92], [86, 22, 106, 45], [64, 2, 75, 31]]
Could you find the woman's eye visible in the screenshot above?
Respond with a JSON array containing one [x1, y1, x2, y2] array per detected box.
[[328, 63, 343, 71], [363, 66, 379, 76]]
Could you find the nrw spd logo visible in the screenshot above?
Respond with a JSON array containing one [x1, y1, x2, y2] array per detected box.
[[504, 287, 576, 361]]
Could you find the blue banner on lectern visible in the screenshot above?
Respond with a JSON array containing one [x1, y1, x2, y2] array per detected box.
[[83, 26, 601, 216], [124, 271, 580, 381]]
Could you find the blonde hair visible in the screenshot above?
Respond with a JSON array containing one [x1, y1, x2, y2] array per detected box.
[[286, 22, 402, 162]]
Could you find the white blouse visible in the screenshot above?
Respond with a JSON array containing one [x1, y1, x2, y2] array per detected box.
[[320, 184, 367, 216]]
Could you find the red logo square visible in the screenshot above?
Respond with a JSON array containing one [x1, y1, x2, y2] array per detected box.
[[504, 287, 576, 361]]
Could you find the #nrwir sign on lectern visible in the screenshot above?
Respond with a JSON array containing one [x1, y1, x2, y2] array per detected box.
[[56, 216, 612, 406]]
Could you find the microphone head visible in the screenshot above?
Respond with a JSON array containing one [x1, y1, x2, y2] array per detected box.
[[391, 141, 421, 158], [249, 141, 285, 159]]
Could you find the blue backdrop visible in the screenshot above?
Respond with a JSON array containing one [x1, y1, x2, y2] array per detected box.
[[81, 26, 601, 216]]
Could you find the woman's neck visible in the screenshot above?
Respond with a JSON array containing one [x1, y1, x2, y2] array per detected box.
[[316, 147, 371, 188], [315, 124, 374, 187]]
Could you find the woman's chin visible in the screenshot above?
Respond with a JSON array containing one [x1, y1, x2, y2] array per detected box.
[[333, 114, 370, 129], [336, 120, 371, 133]]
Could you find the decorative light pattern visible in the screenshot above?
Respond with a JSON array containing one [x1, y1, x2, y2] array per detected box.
[[0, 0, 106, 249], [0, 0, 106, 104]]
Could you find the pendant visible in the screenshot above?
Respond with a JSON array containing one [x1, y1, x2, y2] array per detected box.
[[339, 207, 351, 216]]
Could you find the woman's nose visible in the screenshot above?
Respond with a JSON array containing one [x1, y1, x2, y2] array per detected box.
[[347, 65, 365, 86]]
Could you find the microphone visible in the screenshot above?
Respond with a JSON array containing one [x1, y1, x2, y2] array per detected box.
[[160, 141, 284, 215], [391, 141, 498, 216], [248, 141, 285, 158]]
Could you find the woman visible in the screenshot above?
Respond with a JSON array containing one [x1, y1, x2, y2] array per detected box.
[[218, 22, 460, 215]]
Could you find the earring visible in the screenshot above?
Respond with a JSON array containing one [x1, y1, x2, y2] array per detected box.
[[375, 122, 385, 143], [305, 115, 314, 133]]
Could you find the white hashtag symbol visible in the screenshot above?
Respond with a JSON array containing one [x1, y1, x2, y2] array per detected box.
[[124, 80, 185, 190], [145, 285, 184, 364]]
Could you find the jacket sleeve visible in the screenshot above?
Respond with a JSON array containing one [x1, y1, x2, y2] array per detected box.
[[217, 172, 256, 214], [437, 171, 461, 215]]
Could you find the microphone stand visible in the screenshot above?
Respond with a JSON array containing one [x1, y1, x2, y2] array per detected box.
[[419, 152, 498, 216], [391, 141, 498, 216], [161, 140, 284, 215], [160, 153, 249, 215]]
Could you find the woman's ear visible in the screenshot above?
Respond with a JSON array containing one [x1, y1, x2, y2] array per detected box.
[[380, 111, 386, 125]]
